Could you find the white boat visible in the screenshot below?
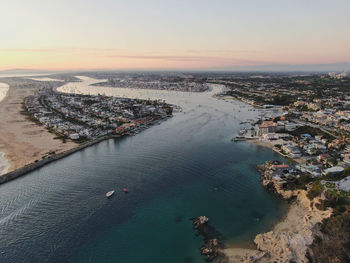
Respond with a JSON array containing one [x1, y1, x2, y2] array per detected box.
[[106, 190, 115, 198]]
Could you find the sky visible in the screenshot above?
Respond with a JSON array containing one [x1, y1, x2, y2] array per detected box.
[[0, 0, 349, 70]]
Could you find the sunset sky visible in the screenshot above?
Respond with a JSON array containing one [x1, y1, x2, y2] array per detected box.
[[1, 0, 349, 70]]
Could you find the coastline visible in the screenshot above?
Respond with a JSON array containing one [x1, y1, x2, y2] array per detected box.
[[223, 139, 332, 263], [0, 114, 171, 185], [0, 75, 175, 184], [0, 77, 327, 261], [0, 134, 121, 184], [0, 83, 293, 263], [0, 82, 11, 175], [0, 84, 77, 173], [223, 189, 332, 262], [0, 110, 171, 185], [0, 82, 172, 184], [247, 138, 306, 164]]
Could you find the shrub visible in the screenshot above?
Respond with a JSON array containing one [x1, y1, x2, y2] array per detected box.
[[307, 182, 323, 200], [311, 212, 350, 262]]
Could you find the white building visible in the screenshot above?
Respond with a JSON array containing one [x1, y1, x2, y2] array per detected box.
[[323, 166, 344, 175], [69, 133, 80, 140]]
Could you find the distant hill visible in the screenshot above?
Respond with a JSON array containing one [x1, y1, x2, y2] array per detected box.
[[0, 68, 54, 75], [1, 63, 350, 74], [219, 63, 350, 72]]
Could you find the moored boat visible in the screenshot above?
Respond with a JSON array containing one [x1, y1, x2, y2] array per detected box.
[[106, 190, 115, 198]]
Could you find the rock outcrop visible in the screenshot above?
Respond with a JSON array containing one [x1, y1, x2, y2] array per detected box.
[[193, 216, 209, 229], [192, 216, 226, 262], [224, 181, 332, 263], [201, 239, 220, 262], [254, 191, 331, 262]]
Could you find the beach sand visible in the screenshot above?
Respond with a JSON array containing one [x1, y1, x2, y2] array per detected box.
[[250, 139, 306, 164], [222, 247, 263, 262], [0, 85, 76, 173], [250, 139, 276, 149], [28, 77, 63, 82]]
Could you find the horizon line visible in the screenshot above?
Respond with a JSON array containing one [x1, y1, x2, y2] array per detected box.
[[1, 61, 350, 74]]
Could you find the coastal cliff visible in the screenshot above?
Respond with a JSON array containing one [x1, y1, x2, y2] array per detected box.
[[223, 180, 332, 263]]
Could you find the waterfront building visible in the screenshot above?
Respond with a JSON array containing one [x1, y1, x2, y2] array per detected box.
[[258, 121, 277, 136]]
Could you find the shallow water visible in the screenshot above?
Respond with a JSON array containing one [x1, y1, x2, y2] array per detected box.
[[0, 78, 287, 262]]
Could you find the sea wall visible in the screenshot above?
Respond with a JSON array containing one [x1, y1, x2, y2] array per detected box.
[[0, 134, 121, 185]]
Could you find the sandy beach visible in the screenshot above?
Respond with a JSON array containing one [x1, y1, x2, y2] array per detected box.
[[27, 77, 63, 82], [250, 139, 276, 149], [249, 138, 306, 164], [0, 84, 76, 174]]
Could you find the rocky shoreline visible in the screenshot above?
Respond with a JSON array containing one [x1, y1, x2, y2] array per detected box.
[[223, 173, 332, 263], [192, 216, 228, 262]]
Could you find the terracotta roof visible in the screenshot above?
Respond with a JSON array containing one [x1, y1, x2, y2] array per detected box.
[[258, 121, 277, 128], [272, 164, 289, 169]]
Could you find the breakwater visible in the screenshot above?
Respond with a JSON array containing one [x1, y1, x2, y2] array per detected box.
[[0, 134, 121, 185], [0, 111, 171, 185]]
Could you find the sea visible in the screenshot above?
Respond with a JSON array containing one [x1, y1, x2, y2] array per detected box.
[[0, 78, 287, 263]]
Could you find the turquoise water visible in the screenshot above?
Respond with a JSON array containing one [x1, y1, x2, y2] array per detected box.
[[68, 141, 285, 263], [0, 86, 287, 262]]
